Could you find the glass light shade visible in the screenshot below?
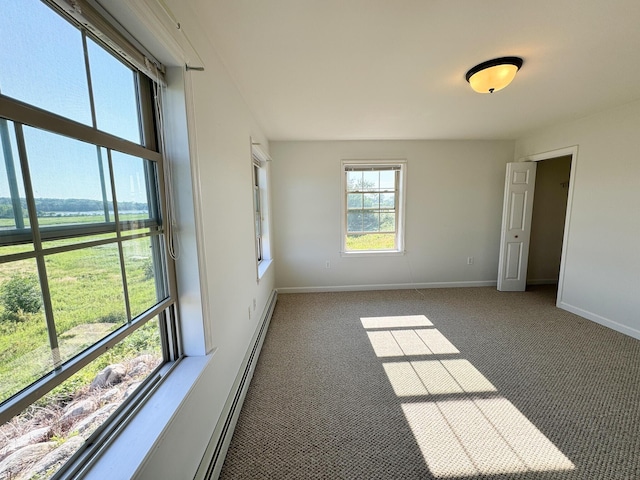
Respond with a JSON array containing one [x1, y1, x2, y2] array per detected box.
[[468, 63, 519, 94]]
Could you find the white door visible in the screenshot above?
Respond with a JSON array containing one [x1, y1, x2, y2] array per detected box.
[[497, 162, 537, 291]]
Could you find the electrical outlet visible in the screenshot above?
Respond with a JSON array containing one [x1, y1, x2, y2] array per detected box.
[[325, 260, 331, 269], [253, 298, 257, 311], [467, 256, 474, 265]]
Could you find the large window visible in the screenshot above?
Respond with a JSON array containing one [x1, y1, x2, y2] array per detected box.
[[342, 160, 406, 253], [0, 1, 179, 478]]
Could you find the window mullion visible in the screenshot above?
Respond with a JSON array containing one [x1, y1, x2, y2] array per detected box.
[[14, 123, 62, 368], [82, 31, 98, 129], [106, 148, 133, 322], [0, 118, 25, 229], [96, 147, 111, 222]]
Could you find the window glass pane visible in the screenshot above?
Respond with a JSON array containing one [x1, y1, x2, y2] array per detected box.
[[362, 212, 379, 232], [254, 188, 260, 213], [0, 244, 34, 256], [347, 193, 362, 209], [379, 170, 396, 190], [111, 152, 155, 222], [0, 119, 30, 231], [362, 171, 379, 191], [123, 236, 165, 319], [47, 244, 126, 364], [41, 232, 117, 250], [380, 212, 396, 232], [0, 259, 48, 403], [87, 39, 141, 144], [363, 193, 379, 209], [380, 193, 395, 209], [0, 120, 33, 256], [120, 226, 159, 240], [346, 233, 395, 251], [346, 171, 362, 191], [23, 128, 113, 229], [0, 0, 91, 125], [347, 212, 363, 233], [0, 317, 163, 479]]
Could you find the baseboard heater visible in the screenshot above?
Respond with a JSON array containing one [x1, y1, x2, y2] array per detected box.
[[194, 289, 278, 480]]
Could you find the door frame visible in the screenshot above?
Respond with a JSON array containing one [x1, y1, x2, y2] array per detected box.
[[520, 145, 578, 307]]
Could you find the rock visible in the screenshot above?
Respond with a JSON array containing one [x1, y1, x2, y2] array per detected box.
[[0, 441, 56, 478], [0, 425, 51, 461], [99, 387, 120, 403], [74, 404, 118, 436], [129, 354, 158, 378], [132, 354, 155, 365], [90, 364, 126, 389], [22, 436, 85, 480], [61, 398, 97, 422], [128, 362, 149, 378], [123, 382, 141, 399]]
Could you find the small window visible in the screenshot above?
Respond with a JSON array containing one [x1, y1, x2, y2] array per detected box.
[[342, 161, 406, 253], [253, 162, 263, 263], [251, 143, 272, 279]]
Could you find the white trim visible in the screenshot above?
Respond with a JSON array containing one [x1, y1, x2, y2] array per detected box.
[[251, 138, 271, 164], [183, 69, 214, 354], [340, 250, 405, 258], [341, 159, 407, 254], [251, 139, 273, 281], [277, 281, 497, 294], [257, 258, 273, 281], [521, 146, 577, 163], [108, 0, 204, 69], [558, 302, 640, 341], [520, 145, 578, 310]]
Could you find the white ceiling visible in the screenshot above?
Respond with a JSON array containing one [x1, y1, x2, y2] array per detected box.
[[192, 0, 640, 141]]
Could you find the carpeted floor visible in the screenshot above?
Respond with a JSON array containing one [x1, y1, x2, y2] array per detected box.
[[219, 286, 640, 479]]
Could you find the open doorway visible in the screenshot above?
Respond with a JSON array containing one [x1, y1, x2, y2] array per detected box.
[[527, 155, 572, 289], [497, 145, 578, 305]]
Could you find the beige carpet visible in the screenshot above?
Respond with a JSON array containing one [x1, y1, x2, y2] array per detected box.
[[220, 286, 640, 479]]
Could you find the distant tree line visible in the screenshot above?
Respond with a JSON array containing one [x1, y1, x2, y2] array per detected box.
[[0, 197, 148, 218]]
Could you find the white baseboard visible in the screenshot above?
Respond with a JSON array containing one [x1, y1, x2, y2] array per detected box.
[[194, 289, 278, 480], [277, 280, 497, 294], [558, 301, 640, 341], [526, 279, 558, 286]]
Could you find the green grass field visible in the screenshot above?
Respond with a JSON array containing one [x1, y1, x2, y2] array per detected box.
[[346, 233, 396, 251], [0, 216, 161, 404]]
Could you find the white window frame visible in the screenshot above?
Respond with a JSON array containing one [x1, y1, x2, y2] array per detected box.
[[251, 141, 273, 280], [341, 159, 407, 256]]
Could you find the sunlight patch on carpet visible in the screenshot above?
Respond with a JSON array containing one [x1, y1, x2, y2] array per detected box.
[[362, 315, 575, 478], [360, 314, 432, 329]]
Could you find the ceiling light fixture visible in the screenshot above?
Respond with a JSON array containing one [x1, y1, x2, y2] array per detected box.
[[465, 56, 523, 93]]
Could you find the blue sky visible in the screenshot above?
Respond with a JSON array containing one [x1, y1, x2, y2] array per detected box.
[[0, 0, 146, 203]]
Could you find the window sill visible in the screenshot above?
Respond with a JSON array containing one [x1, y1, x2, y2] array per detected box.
[[340, 250, 406, 258], [82, 353, 215, 479], [257, 258, 273, 281]]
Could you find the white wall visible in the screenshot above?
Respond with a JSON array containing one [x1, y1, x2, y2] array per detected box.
[[515, 99, 640, 338], [527, 155, 571, 283], [271, 140, 514, 291]]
